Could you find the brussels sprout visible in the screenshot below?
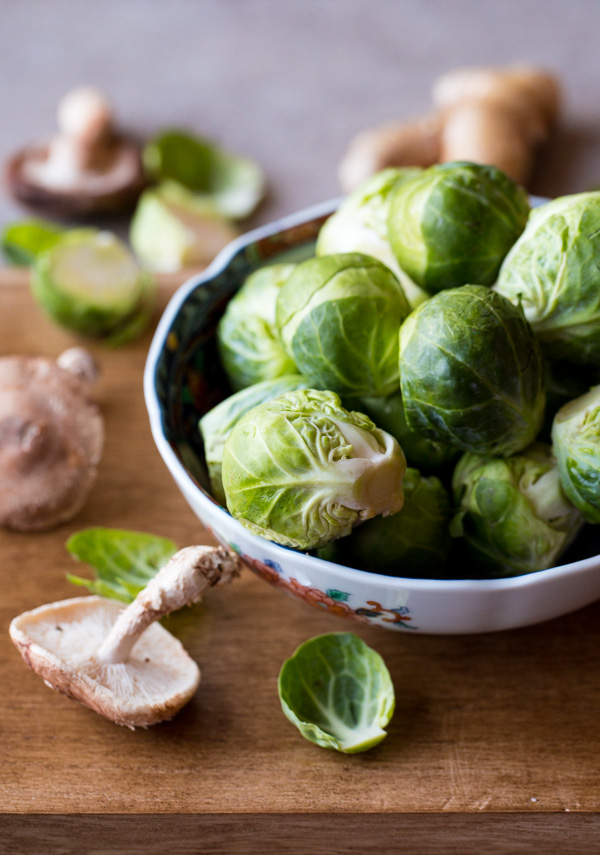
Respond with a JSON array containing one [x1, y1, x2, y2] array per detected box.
[[452, 444, 582, 576], [217, 264, 298, 391], [495, 193, 600, 365], [276, 253, 410, 398], [143, 129, 265, 219], [316, 168, 428, 308], [130, 182, 237, 273], [221, 389, 406, 550], [552, 385, 600, 523], [278, 633, 395, 754], [387, 161, 530, 293], [319, 468, 452, 578], [1, 219, 64, 266], [351, 391, 459, 473], [32, 230, 155, 344], [399, 285, 545, 455], [199, 375, 310, 503]]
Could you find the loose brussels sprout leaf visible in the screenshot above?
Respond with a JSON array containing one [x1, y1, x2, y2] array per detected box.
[[400, 285, 545, 455], [1, 218, 64, 266], [319, 468, 452, 578], [388, 161, 530, 293], [495, 193, 600, 365], [32, 230, 156, 343], [316, 168, 428, 308], [143, 129, 265, 219], [130, 182, 237, 273], [351, 390, 459, 473], [222, 389, 406, 550], [66, 528, 178, 603], [552, 385, 600, 523], [276, 253, 410, 398], [199, 374, 311, 503], [217, 264, 298, 391], [452, 444, 582, 576], [278, 633, 395, 753]]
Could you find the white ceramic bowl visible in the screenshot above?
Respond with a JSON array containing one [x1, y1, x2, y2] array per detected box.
[[144, 199, 600, 634]]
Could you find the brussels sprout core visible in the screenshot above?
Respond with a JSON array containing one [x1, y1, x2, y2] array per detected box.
[[221, 389, 406, 550], [552, 385, 600, 522]]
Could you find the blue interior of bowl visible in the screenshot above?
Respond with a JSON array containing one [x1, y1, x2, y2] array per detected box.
[[153, 209, 332, 494]]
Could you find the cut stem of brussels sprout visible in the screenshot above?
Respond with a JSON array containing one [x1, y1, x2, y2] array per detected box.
[[319, 468, 452, 578], [221, 389, 406, 550], [552, 385, 600, 523], [32, 230, 155, 343], [278, 633, 395, 753], [9, 546, 241, 727]]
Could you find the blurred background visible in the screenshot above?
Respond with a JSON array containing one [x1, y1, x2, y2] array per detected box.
[[1, 0, 600, 236]]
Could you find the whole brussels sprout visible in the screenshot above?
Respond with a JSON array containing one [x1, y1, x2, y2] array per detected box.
[[495, 193, 600, 365], [387, 161, 530, 293], [316, 168, 428, 308], [319, 468, 452, 578], [32, 230, 155, 344], [276, 253, 410, 398], [399, 285, 545, 456], [217, 264, 298, 390], [452, 444, 583, 576], [351, 391, 459, 473], [221, 389, 406, 550], [552, 385, 600, 523], [199, 374, 311, 504]]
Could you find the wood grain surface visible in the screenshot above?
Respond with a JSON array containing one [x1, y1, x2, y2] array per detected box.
[[1, 271, 599, 853]]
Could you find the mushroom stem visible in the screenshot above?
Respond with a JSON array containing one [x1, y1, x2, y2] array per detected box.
[[97, 545, 241, 665]]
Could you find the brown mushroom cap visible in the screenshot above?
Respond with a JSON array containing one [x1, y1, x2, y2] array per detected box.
[[6, 136, 146, 218], [0, 352, 104, 531], [10, 596, 200, 728]]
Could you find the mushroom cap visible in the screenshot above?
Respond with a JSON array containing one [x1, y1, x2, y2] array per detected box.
[[5, 136, 146, 218], [0, 355, 104, 531], [10, 596, 200, 728]]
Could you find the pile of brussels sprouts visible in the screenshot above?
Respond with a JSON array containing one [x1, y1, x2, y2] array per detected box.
[[200, 161, 600, 579]]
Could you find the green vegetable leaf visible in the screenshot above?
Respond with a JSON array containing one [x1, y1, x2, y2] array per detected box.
[[1, 219, 64, 266], [143, 129, 265, 220], [278, 632, 395, 753], [66, 528, 178, 603]]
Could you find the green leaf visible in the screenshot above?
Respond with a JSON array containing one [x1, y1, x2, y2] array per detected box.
[[143, 129, 265, 220], [66, 528, 178, 603], [1, 219, 64, 266], [278, 632, 395, 753]]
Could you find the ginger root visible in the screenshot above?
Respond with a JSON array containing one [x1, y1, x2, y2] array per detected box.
[[338, 64, 560, 191]]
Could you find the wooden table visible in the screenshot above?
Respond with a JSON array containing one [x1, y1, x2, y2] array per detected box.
[[1, 270, 600, 854]]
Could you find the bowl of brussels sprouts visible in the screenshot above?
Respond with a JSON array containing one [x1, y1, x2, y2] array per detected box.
[[145, 163, 600, 634]]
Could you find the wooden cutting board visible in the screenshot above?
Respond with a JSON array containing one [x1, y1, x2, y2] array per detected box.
[[1, 269, 599, 854]]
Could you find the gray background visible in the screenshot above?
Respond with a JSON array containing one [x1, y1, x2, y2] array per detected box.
[[1, 0, 599, 231]]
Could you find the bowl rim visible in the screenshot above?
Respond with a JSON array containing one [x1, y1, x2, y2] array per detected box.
[[144, 197, 600, 594]]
